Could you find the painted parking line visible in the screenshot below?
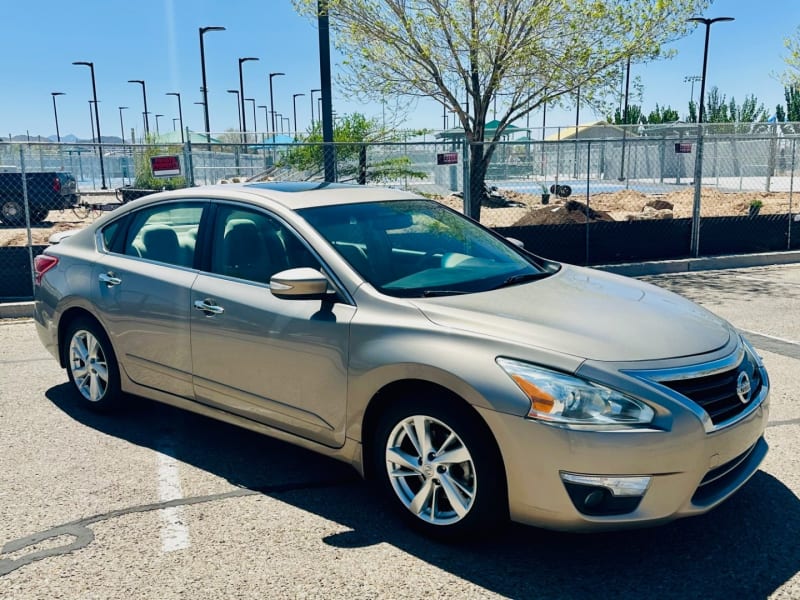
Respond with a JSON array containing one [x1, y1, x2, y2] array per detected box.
[[740, 329, 800, 361], [155, 443, 189, 553]]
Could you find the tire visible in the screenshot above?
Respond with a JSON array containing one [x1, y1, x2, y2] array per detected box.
[[0, 199, 24, 226], [30, 209, 49, 224], [63, 317, 122, 412], [372, 396, 507, 540]]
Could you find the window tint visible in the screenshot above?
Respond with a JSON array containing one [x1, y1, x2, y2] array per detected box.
[[100, 218, 125, 252], [210, 206, 319, 284], [123, 203, 203, 268]]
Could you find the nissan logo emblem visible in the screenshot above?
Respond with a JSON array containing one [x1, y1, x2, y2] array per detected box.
[[736, 371, 752, 404]]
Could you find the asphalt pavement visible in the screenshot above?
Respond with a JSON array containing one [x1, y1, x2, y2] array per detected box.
[[1, 264, 799, 599]]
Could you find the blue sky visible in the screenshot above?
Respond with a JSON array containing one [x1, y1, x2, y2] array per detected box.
[[1, 0, 797, 140]]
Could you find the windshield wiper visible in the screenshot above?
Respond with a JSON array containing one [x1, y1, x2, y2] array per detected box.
[[491, 272, 552, 290], [421, 289, 471, 297]]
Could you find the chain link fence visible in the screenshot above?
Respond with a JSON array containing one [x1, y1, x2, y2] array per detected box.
[[3, 126, 800, 301]]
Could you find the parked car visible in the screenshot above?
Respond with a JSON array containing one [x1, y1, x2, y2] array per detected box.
[[0, 170, 79, 225], [33, 182, 769, 538]]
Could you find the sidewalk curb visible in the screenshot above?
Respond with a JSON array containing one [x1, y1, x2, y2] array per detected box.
[[3, 251, 800, 320]]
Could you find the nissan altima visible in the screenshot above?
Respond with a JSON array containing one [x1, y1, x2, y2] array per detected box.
[[33, 182, 769, 538]]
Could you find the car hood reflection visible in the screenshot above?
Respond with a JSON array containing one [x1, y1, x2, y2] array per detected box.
[[410, 264, 731, 362]]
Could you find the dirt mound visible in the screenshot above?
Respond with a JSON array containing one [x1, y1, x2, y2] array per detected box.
[[512, 200, 614, 226]]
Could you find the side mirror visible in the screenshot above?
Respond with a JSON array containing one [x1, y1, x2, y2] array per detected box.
[[270, 267, 333, 300], [506, 237, 525, 249]]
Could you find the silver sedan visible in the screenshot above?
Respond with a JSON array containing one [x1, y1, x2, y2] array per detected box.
[[33, 182, 769, 539]]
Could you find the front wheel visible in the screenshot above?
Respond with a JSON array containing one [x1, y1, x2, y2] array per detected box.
[[373, 397, 507, 539], [63, 317, 122, 411]]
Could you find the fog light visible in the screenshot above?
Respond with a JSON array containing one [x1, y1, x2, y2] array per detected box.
[[560, 473, 651, 516]]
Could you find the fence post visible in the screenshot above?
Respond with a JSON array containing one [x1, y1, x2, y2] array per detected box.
[[20, 146, 35, 295], [183, 132, 195, 187], [585, 140, 591, 266], [689, 124, 705, 257], [789, 138, 796, 250], [358, 144, 367, 185], [461, 139, 471, 219]]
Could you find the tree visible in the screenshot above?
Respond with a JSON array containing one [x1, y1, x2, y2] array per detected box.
[[609, 105, 644, 125], [646, 104, 679, 124], [280, 112, 428, 183], [783, 26, 800, 86], [293, 0, 709, 219]]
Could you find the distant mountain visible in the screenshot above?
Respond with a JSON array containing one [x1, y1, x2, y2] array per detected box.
[[3, 133, 123, 144]]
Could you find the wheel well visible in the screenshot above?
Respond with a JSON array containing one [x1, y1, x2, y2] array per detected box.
[[361, 379, 505, 488], [57, 308, 106, 367]]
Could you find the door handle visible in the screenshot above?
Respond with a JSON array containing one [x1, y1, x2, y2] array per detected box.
[[194, 299, 225, 316], [99, 272, 121, 286]]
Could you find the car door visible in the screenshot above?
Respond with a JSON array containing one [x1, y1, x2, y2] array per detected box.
[[92, 201, 206, 399], [190, 203, 355, 447]]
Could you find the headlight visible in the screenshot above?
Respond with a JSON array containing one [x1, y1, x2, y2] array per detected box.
[[496, 358, 655, 429], [741, 334, 763, 368]]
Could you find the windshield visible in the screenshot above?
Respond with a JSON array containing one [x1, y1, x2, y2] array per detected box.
[[298, 199, 554, 297]]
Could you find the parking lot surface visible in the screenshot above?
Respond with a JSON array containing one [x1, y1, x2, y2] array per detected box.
[[2, 264, 800, 599]]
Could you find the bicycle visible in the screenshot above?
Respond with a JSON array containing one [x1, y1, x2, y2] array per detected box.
[[71, 199, 103, 220]]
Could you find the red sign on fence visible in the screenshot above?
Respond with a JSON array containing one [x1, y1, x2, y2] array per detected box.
[[150, 155, 182, 177], [674, 143, 693, 154], [437, 152, 459, 165]]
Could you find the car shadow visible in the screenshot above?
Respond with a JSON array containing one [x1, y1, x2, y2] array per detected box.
[[46, 383, 800, 599]]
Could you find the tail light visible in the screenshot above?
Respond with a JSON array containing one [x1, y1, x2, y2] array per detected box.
[[34, 255, 59, 285], [53, 176, 61, 192]]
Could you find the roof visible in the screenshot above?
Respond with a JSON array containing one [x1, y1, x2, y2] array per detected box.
[[544, 121, 634, 141], [152, 130, 223, 145], [436, 120, 529, 140], [149, 181, 423, 211]]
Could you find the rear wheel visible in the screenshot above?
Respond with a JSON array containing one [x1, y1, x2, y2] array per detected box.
[[0, 199, 24, 226], [63, 317, 122, 411], [373, 396, 507, 539]]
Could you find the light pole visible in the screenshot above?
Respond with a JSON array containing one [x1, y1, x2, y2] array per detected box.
[[688, 15, 735, 257], [246, 98, 257, 133], [51, 92, 65, 143], [258, 105, 269, 131], [88, 101, 96, 144], [155, 114, 164, 136], [128, 79, 149, 136], [275, 113, 283, 133], [199, 26, 225, 145], [227, 89, 242, 132], [310, 88, 321, 128], [269, 72, 284, 142], [292, 93, 305, 138], [118, 106, 128, 144], [73, 61, 107, 188], [238, 57, 259, 140], [619, 56, 632, 180], [683, 75, 702, 114], [166, 92, 184, 143], [172, 118, 179, 131]]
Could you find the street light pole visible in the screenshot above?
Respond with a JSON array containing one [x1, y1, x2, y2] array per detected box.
[[310, 88, 321, 129], [619, 56, 632, 180], [127, 79, 149, 136], [89, 101, 96, 145], [269, 72, 285, 143], [118, 106, 128, 144], [166, 92, 184, 143], [238, 57, 259, 140], [73, 61, 107, 189], [683, 75, 702, 115], [246, 98, 257, 134], [688, 15, 735, 257], [51, 92, 65, 143], [155, 114, 163, 136], [199, 26, 226, 146], [227, 90, 242, 132], [292, 93, 305, 138], [257, 105, 269, 132]]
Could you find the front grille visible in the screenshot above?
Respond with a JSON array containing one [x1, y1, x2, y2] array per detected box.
[[660, 352, 762, 426]]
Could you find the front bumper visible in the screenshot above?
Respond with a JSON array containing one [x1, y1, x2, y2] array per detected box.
[[475, 387, 769, 532]]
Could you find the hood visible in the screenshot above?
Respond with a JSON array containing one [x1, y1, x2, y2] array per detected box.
[[410, 265, 731, 362]]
